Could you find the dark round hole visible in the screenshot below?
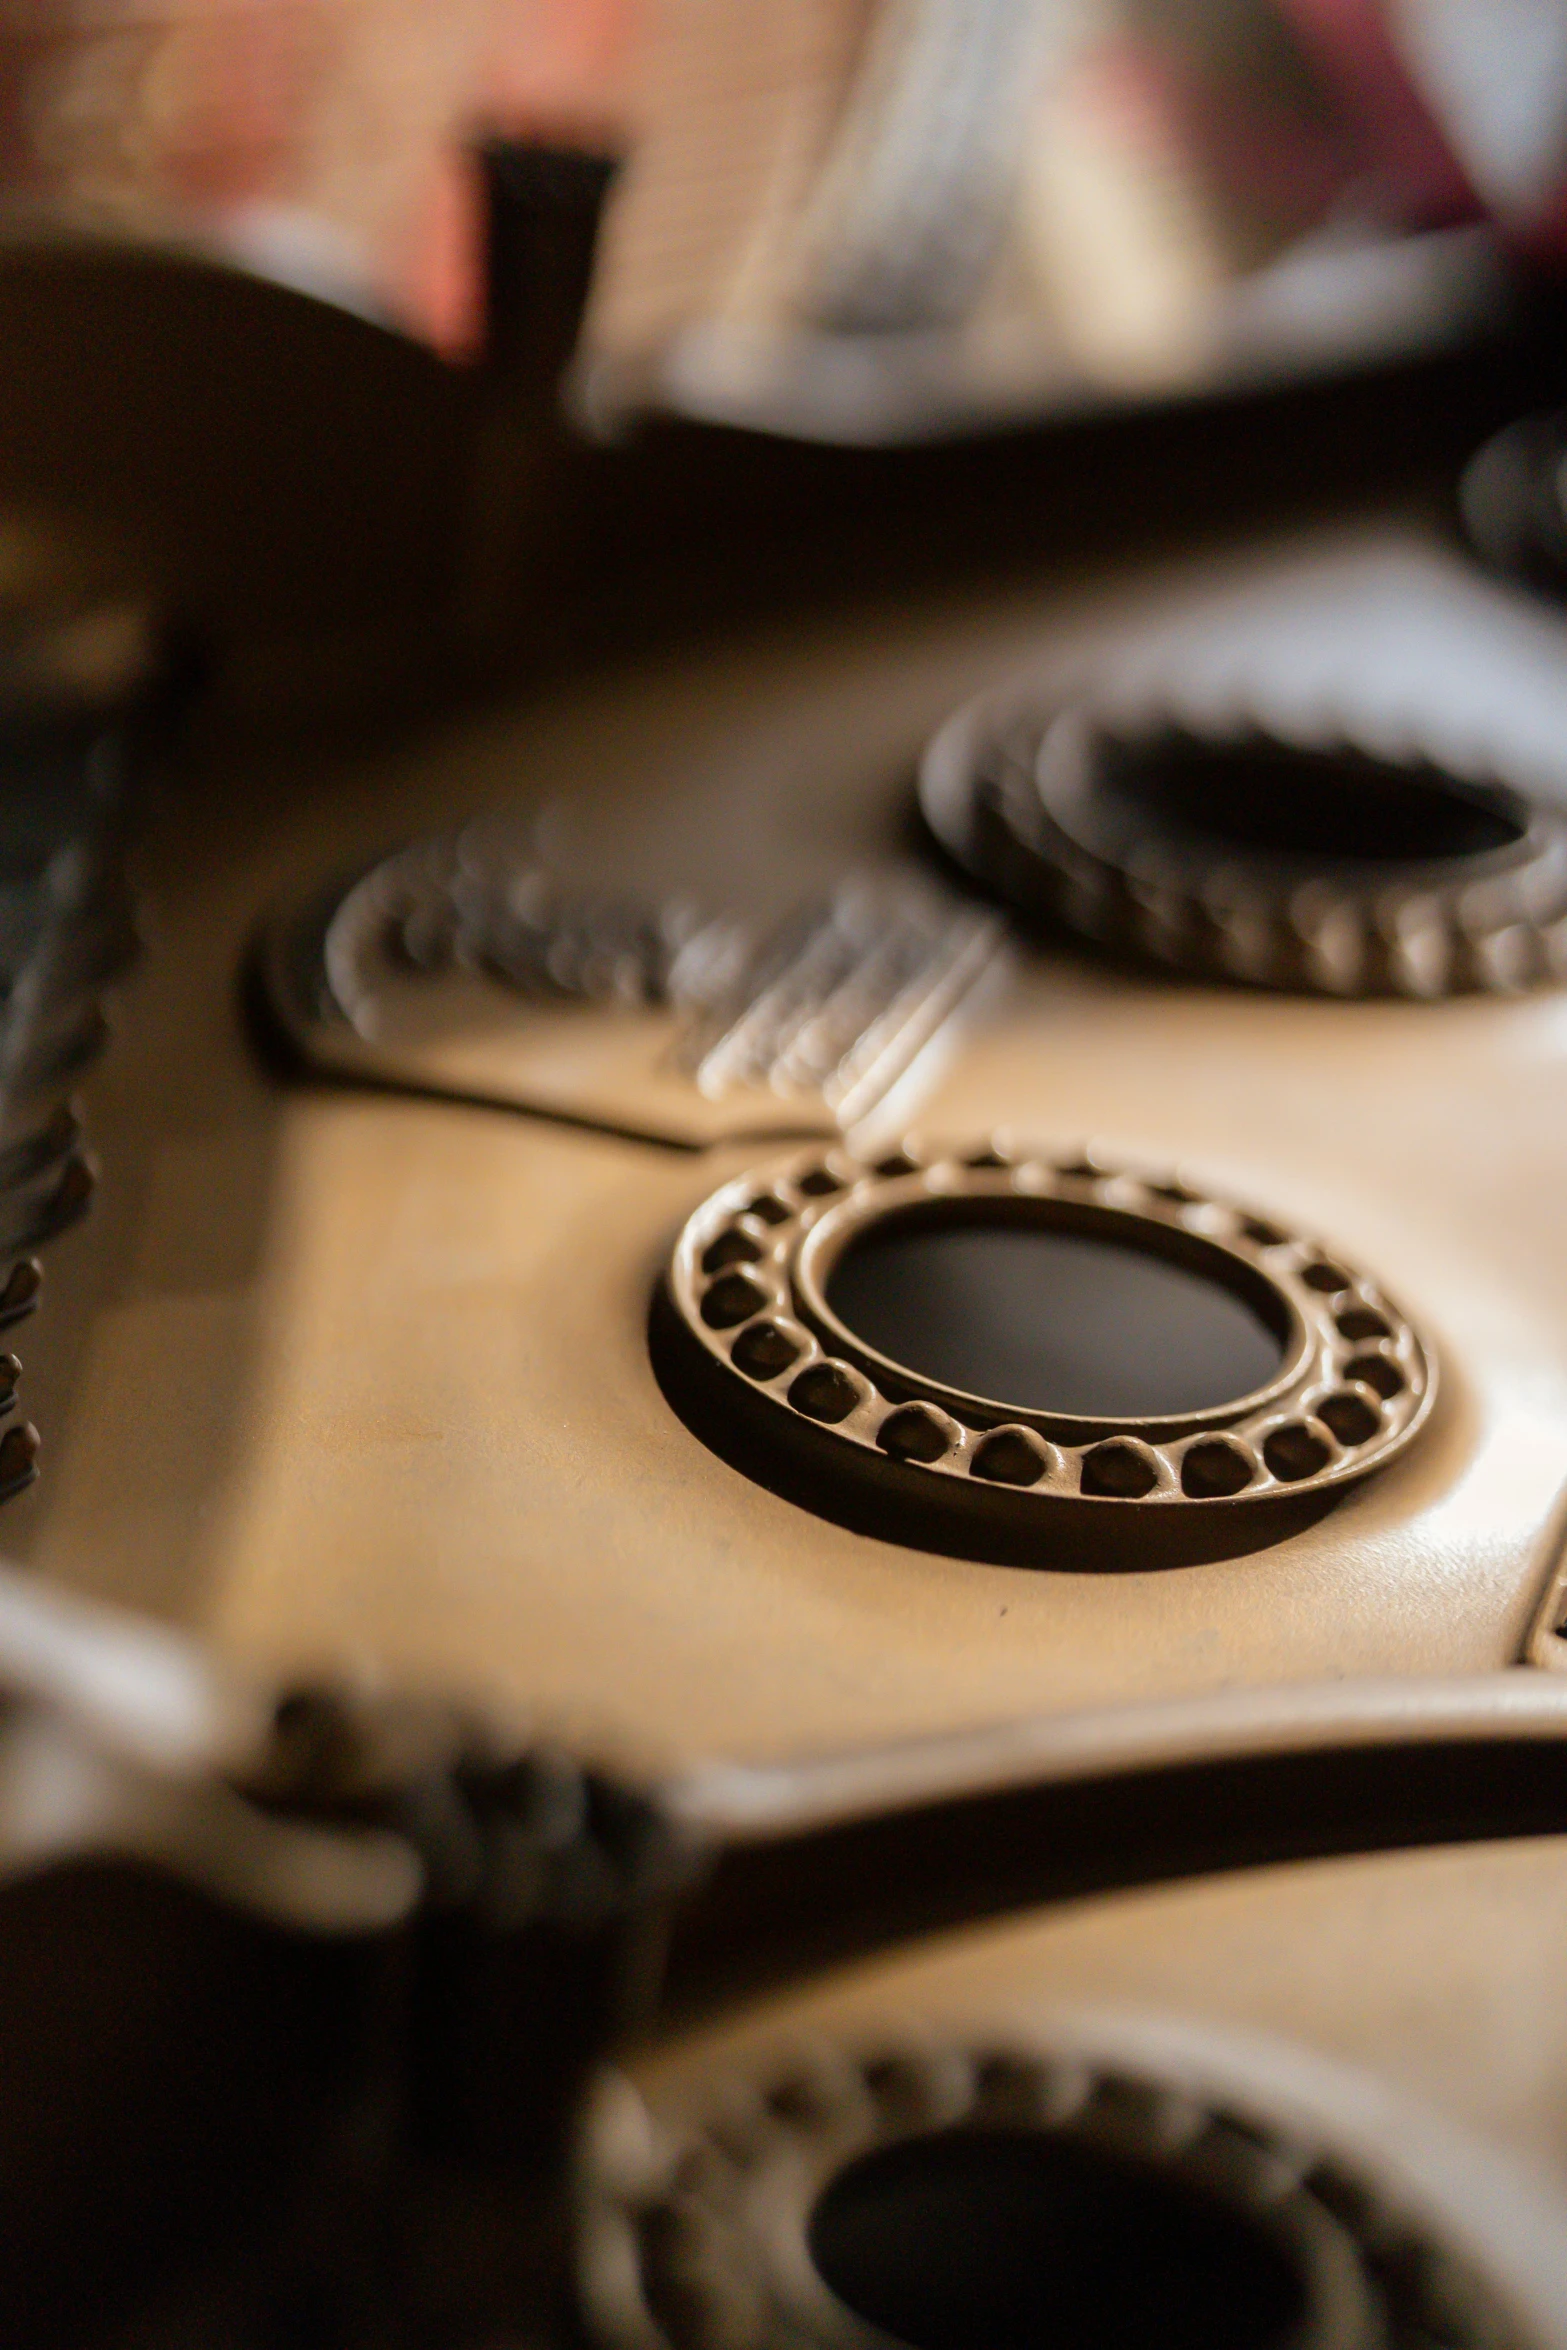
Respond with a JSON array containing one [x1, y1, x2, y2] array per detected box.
[[1181, 1438, 1256, 1498], [1335, 1306, 1391, 1342], [1263, 1422, 1334, 1482], [703, 1229, 763, 1273], [789, 1363, 862, 1423], [701, 1272, 768, 1330], [747, 1193, 792, 1226], [797, 1166, 844, 1197], [1317, 1390, 1382, 1446], [1080, 1439, 1159, 1498], [826, 1208, 1284, 1418], [1098, 728, 1526, 865], [808, 2127, 1309, 2350], [1345, 1352, 1405, 1399], [1300, 1260, 1352, 1295], [970, 1427, 1049, 1487], [878, 1404, 953, 1464], [731, 1321, 801, 1381]]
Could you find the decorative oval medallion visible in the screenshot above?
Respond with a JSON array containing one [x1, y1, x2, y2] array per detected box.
[[656, 1140, 1435, 1567]]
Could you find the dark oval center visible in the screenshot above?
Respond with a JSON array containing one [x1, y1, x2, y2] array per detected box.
[[808, 2127, 1309, 2350], [826, 1208, 1284, 1419], [1097, 729, 1526, 864]]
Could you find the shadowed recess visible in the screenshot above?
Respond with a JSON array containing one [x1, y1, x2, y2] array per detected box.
[[826, 1215, 1283, 1417], [1097, 731, 1524, 864], [808, 2127, 1307, 2350]]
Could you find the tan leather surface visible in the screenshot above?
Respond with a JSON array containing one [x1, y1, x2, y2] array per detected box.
[[16, 523, 1567, 1772]]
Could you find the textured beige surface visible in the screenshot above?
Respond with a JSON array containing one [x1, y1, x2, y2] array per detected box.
[[629, 1835, 1567, 2181], [15, 529, 1567, 1770]]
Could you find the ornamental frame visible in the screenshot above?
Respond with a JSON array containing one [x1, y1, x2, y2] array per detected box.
[[663, 1140, 1434, 1552]]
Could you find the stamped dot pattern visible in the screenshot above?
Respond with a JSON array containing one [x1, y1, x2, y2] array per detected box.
[[667, 1142, 1435, 1519]]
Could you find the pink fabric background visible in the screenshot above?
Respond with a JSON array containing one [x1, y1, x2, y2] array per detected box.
[[0, 1, 1557, 363], [0, 0, 639, 350]]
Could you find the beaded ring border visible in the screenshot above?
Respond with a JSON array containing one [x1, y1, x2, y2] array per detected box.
[[664, 1140, 1434, 1531], [578, 2037, 1515, 2350], [919, 689, 1567, 998]]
